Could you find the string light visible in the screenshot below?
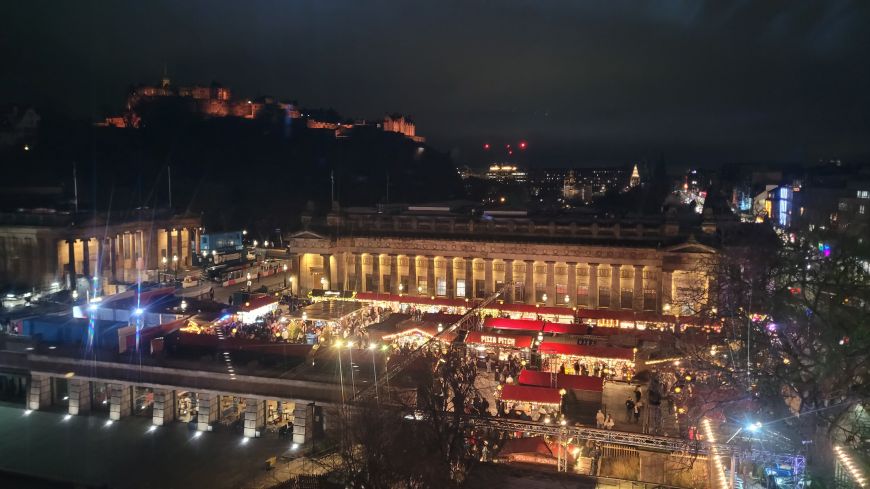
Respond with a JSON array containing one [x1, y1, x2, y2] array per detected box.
[[701, 418, 729, 489], [834, 445, 867, 488]]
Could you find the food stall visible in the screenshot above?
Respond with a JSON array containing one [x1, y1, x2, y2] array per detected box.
[[538, 340, 635, 380], [518, 369, 604, 403], [465, 331, 534, 362], [483, 317, 545, 334], [354, 292, 474, 315], [499, 384, 564, 421], [381, 319, 458, 349], [489, 303, 576, 323], [237, 295, 279, 324]]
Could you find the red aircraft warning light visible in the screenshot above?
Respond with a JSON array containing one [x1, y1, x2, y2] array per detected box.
[[483, 143, 490, 150], [519, 141, 527, 149]]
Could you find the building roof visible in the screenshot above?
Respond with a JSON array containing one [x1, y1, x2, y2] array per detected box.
[[500, 385, 562, 405], [538, 341, 634, 360]]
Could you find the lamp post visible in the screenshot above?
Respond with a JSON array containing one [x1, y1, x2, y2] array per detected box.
[[162, 256, 168, 282], [283, 264, 288, 288], [246, 272, 252, 292], [172, 255, 178, 281]]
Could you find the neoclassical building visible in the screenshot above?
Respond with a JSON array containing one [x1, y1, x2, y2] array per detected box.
[[285, 205, 717, 314], [0, 209, 201, 290]]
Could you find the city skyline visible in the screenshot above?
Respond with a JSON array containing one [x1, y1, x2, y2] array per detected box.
[[3, 1, 870, 166]]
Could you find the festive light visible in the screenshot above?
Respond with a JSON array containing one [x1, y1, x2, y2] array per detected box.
[[701, 418, 729, 489], [834, 445, 867, 488]]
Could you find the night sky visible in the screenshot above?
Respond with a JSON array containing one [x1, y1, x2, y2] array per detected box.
[[3, 1, 869, 167]]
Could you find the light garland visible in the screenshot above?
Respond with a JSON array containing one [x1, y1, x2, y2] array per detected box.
[[834, 445, 867, 488], [701, 418, 729, 489]]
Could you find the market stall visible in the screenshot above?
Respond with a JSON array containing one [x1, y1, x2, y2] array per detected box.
[[381, 319, 458, 349], [237, 295, 279, 324], [465, 330, 534, 362], [538, 340, 635, 380], [354, 292, 474, 315], [518, 369, 604, 403], [483, 317, 545, 333], [498, 384, 564, 421], [489, 303, 576, 322]]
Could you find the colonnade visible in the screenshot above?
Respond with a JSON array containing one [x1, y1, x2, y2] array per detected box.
[[58, 226, 201, 286], [291, 252, 676, 312], [27, 374, 319, 445]]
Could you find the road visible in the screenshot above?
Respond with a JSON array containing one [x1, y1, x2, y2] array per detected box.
[[0, 404, 299, 489], [176, 271, 291, 304]]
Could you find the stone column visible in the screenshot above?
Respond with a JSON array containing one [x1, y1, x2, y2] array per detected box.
[[110, 236, 117, 282], [176, 229, 183, 265], [504, 260, 514, 303], [118, 234, 126, 282], [197, 393, 219, 432], [244, 398, 266, 438], [321, 254, 332, 290], [67, 240, 76, 286], [545, 261, 556, 306], [524, 260, 535, 305], [371, 254, 381, 293], [427, 256, 436, 296], [407, 255, 416, 294], [589, 263, 599, 309], [166, 229, 173, 262], [96, 239, 104, 285], [611, 264, 621, 310], [82, 238, 91, 278], [28, 374, 51, 410], [484, 259, 494, 297], [567, 262, 577, 307], [661, 270, 673, 311], [109, 383, 131, 420], [336, 252, 347, 291], [353, 253, 363, 292], [390, 254, 399, 294], [445, 257, 454, 298], [465, 258, 474, 299], [293, 253, 302, 293], [152, 389, 175, 426], [634, 265, 645, 311], [68, 378, 91, 415]]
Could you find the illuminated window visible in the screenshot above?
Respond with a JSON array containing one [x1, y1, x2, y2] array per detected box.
[[436, 278, 446, 296], [620, 289, 634, 309], [860, 204, 866, 215], [456, 279, 466, 298], [857, 190, 869, 199]]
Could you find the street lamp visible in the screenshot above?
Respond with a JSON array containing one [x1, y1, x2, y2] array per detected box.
[[172, 254, 178, 281], [162, 256, 168, 282], [253, 240, 258, 248], [246, 272, 252, 292], [283, 264, 288, 288]]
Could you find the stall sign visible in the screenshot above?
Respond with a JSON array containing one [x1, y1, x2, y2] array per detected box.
[[481, 334, 517, 347]]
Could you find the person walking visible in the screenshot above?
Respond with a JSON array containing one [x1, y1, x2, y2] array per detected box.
[[595, 409, 605, 428], [624, 397, 635, 422]]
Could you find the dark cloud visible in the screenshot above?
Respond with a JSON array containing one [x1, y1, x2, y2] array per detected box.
[[2, 0, 868, 166]]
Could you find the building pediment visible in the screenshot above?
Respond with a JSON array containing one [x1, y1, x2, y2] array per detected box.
[[287, 230, 327, 240], [663, 240, 717, 254]]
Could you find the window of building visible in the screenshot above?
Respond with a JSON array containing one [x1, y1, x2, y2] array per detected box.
[[471, 279, 482, 298], [643, 289, 657, 311], [416, 277, 427, 293], [598, 267, 610, 278], [382, 276, 392, 294], [598, 286, 610, 308], [860, 204, 866, 215], [535, 283, 546, 303], [365, 274, 374, 292], [435, 277, 446, 296], [399, 276, 409, 293], [556, 283, 568, 305], [620, 289, 633, 309], [513, 282, 524, 302], [456, 279, 466, 298], [857, 190, 869, 199], [576, 285, 589, 306]]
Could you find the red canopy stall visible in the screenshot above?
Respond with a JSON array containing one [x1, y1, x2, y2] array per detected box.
[[465, 330, 533, 362], [538, 340, 635, 380]]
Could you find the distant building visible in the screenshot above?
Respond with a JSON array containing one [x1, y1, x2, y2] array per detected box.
[[485, 164, 528, 184], [382, 114, 425, 143]]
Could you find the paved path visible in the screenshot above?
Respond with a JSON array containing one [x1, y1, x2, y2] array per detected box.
[[0, 404, 302, 489]]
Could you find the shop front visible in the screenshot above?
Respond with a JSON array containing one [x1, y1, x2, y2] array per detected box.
[[465, 331, 533, 362], [176, 391, 198, 423], [498, 384, 564, 421], [382, 321, 457, 350], [133, 386, 154, 417], [538, 341, 635, 380]]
